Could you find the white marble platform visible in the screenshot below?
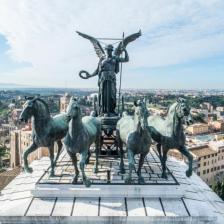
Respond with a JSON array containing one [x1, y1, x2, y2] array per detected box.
[[0, 150, 223, 223], [33, 150, 184, 198]]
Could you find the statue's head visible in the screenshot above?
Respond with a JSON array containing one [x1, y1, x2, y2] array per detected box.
[[105, 44, 113, 57], [66, 97, 81, 120], [134, 98, 149, 131]]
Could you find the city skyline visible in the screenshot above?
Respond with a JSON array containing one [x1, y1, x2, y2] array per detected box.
[[0, 0, 224, 89]]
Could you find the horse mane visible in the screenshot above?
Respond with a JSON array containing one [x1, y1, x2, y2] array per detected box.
[[35, 98, 51, 116], [165, 101, 180, 137]]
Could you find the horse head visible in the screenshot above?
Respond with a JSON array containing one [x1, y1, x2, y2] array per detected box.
[[19, 97, 37, 123], [134, 98, 149, 132], [66, 96, 81, 120], [175, 98, 193, 125], [19, 97, 50, 123]]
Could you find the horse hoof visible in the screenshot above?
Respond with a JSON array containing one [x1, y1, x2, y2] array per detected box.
[[93, 166, 98, 173], [24, 167, 33, 173], [186, 170, 192, 177], [84, 179, 91, 187], [72, 176, 78, 184], [138, 176, 145, 184], [125, 177, 133, 184], [49, 171, 55, 177]]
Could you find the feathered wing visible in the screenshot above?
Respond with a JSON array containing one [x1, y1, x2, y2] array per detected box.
[[114, 30, 141, 56], [76, 31, 105, 59]]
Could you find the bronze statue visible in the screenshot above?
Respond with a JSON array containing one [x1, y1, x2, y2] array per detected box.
[[63, 97, 101, 187], [77, 30, 141, 116], [147, 98, 194, 178], [116, 99, 151, 184], [19, 97, 70, 176]]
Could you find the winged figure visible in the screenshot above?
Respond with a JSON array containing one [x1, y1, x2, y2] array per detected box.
[[77, 30, 141, 115]]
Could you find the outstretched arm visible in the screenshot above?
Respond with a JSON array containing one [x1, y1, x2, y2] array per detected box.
[[118, 49, 129, 63]]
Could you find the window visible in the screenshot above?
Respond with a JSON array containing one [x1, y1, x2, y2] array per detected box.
[[198, 164, 201, 168], [211, 168, 213, 172], [208, 155, 210, 158], [204, 162, 206, 166], [203, 170, 206, 175], [207, 169, 209, 173]]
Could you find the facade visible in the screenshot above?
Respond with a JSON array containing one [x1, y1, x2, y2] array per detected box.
[[59, 93, 71, 113], [190, 142, 224, 185], [186, 123, 209, 135], [209, 120, 224, 132], [10, 129, 49, 168]]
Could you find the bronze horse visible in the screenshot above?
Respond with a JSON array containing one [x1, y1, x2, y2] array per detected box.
[[148, 98, 193, 178], [63, 97, 101, 187], [19, 97, 69, 176], [116, 99, 151, 184]]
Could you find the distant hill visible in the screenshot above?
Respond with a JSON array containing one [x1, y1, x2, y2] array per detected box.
[[0, 83, 30, 89]]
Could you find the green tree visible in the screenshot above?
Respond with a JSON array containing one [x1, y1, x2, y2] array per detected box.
[[0, 144, 8, 169], [212, 179, 224, 200]]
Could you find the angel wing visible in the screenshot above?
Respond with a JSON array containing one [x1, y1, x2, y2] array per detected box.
[[114, 30, 141, 56], [76, 31, 105, 59]]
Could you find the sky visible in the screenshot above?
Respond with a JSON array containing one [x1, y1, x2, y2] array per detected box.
[[0, 0, 224, 89]]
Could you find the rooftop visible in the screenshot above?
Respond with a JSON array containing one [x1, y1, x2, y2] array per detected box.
[[0, 150, 223, 223], [191, 146, 216, 157]]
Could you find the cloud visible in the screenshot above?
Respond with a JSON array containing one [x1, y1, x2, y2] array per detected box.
[[0, 0, 224, 87]]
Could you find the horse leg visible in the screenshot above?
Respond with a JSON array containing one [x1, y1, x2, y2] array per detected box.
[[93, 137, 100, 173], [67, 150, 79, 184], [116, 130, 125, 174], [157, 143, 162, 162], [119, 141, 125, 174], [55, 140, 63, 164], [23, 142, 38, 173], [179, 146, 193, 177], [161, 148, 168, 179], [137, 151, 148, 184], [125, 149, 134, 184], [86, 150, 91, 165], [49, 144, 55, 177], [80, 149, 91, 187]]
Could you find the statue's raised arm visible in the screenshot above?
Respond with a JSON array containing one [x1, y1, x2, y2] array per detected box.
[[76, 31, 105, 79]]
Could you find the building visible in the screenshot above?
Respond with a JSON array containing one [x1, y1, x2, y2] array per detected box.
[[189, 141, 224, 185], [209, 120, 224, 132], [186, 123, 209, 135], [200, 102, 213, 112], [11, 108, 22, 124], [216, 106, 224, 112], [10, 129, 49, 168], [59, 93, 71, 113]]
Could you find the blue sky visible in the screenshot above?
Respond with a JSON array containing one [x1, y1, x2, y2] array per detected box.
[[0, 0, 224, 89]]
